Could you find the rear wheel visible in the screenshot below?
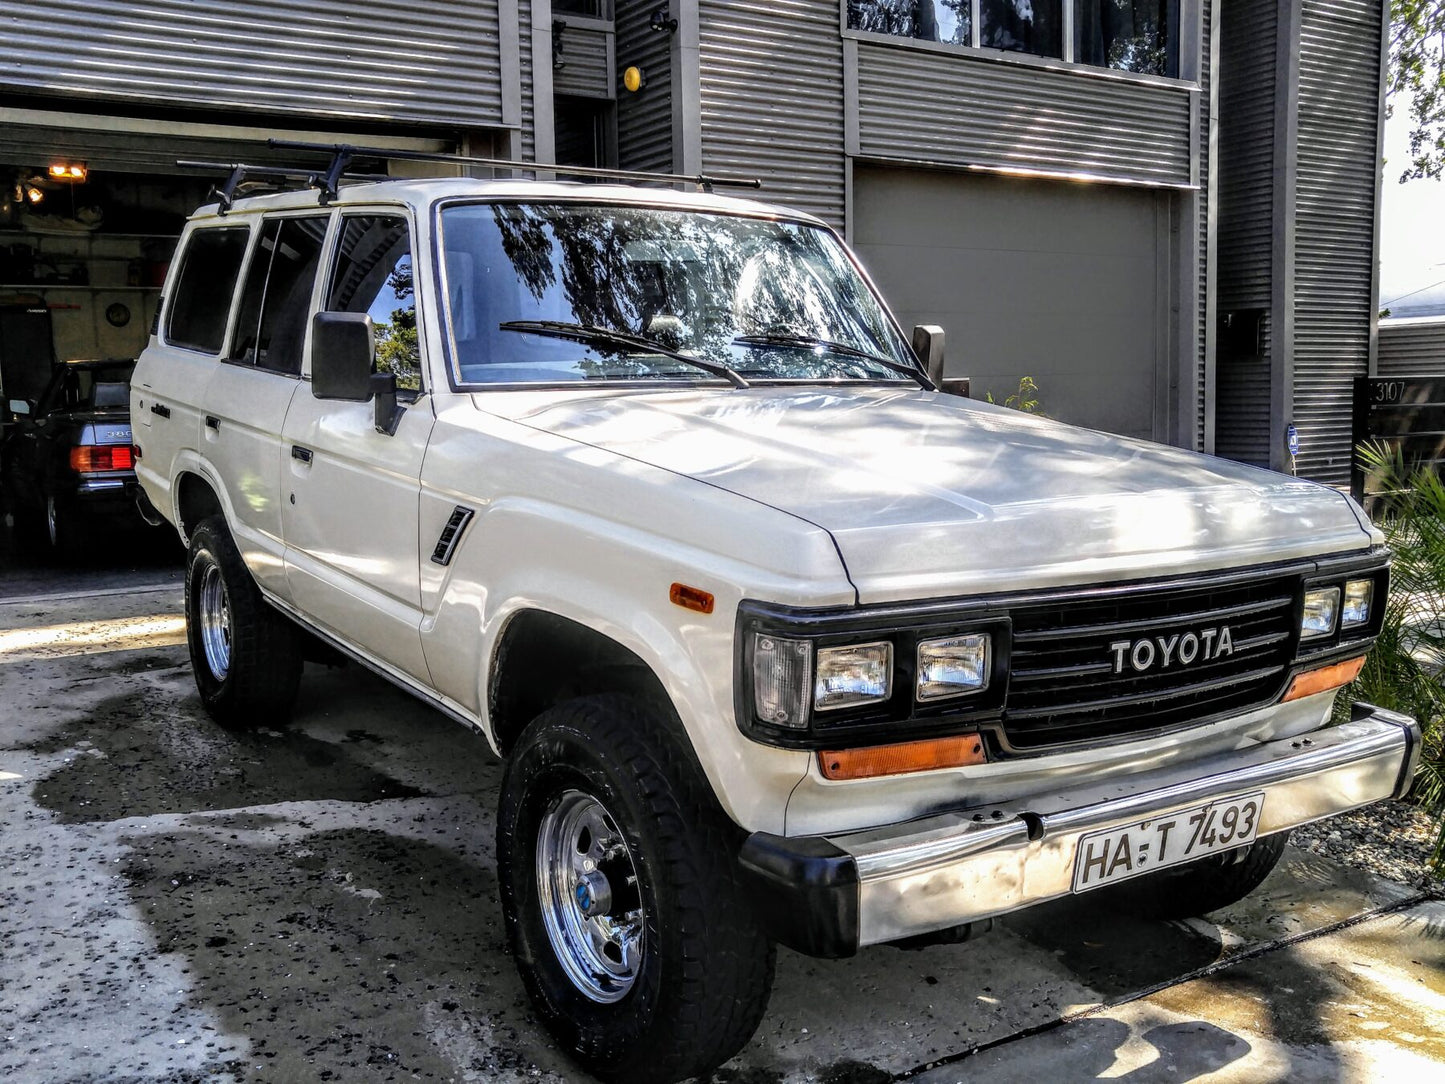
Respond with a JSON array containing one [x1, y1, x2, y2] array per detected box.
[[46, 495, 86, 563], [497, 695, 775, 1084], [185, 515, 302, 728], [1111, 830, 1291, 920]]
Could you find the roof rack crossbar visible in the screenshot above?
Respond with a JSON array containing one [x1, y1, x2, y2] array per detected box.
[[266, 139, 763, 193], [176, 159, 390, 213]]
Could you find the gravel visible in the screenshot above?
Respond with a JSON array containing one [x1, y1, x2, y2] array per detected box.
[[1292, 798, 1443, 890]]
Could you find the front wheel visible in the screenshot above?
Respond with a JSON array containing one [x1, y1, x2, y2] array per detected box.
[[1110, 830, 1291, 920], [497, 695, 775, 1084], [185, 516, 302, 728]]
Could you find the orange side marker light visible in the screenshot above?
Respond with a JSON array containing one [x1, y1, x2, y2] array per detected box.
[[1282, 656, 1366, 703], [669, 582, 715, 614], [819, 733, 987, 781]]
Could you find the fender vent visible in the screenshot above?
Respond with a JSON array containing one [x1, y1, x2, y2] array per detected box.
[[430, 505, 475, 566]]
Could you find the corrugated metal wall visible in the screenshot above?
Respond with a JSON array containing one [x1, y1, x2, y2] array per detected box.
[[1196, 0, 1213, 452], [1212, 0, 1278, 468], [854, 42, 1193, 187], [554, 24, 614, 99], [520, 0, 537, 162], [1378, 319, 1445, 377], [616, 0, 675, 171], [1291, 0, 1383, 485], [0, 0, 506, 127], [697, 0, 845, 225]]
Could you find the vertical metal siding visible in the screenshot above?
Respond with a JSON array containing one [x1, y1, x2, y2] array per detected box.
[[554, 24, 614, 99], [616, 0, 675, 171], [697, 0, 845, 226], [1212, 0, 1277, 468], [520, 0, 537, 161], [0, 0, 506, 127], [1378, 319, 1445, 377], [853, 42, 1194, 187], [1196, 0, 1212, 451], [1292, 0, 1384, 485]]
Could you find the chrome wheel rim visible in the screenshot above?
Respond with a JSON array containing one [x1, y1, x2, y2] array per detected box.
[[535, 789, 645, 1003], [46, 498, 58, 547], [197, 561, 231, 680]]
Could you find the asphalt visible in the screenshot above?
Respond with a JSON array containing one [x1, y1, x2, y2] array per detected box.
[[1, 551, 1442, 1083]]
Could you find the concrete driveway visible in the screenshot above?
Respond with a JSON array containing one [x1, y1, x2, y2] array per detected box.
[[1, 568, 1442, 1083]]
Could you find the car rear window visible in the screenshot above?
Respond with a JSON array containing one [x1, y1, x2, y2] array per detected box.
[[165, 227, 250, 354]]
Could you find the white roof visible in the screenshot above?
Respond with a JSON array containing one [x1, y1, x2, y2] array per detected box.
[[192, 176, 826, 227]]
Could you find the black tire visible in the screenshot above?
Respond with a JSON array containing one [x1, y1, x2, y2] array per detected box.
[[184, 515, 302, 728], [1111, 830, 1291, 920], [497, 695, 775, 1084], [8, 499, 49, 560], [45, 495, 86, 564]]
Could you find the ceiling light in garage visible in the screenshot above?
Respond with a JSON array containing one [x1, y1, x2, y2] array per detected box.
[[47, 163, 88, 182], [23, 184, 44, 204]]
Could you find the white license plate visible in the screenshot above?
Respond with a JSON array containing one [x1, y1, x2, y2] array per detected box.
[[1071, 791, 1265, 893]]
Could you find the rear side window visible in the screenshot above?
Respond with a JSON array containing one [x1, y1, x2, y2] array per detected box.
[[165, 228, 249, 354], [233, 215, 330, 375], [327, 215, 420, 391]]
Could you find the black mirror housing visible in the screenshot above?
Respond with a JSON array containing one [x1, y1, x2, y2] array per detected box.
[[911, 325, 945, 385], [311, 312, 375, 401]]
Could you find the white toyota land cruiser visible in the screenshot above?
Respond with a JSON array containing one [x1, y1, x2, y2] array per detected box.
[[134, 159, 1420, 1083]]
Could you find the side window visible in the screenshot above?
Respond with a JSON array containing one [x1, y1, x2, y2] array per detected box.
[[232, 215, 330, 375], [164, 228, 249, 354], [327, 215, 420, 392]]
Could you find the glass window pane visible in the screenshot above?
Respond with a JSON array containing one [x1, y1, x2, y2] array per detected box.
[[328, 216, 420, 392], [981, 0, 1063, 57], [1076, 0, 1178, 76], [847, 0, 972, 45], [233, 216, 329, 374], [165, 228, 249, 354]]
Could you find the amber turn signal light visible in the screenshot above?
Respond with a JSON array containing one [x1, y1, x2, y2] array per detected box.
[[1282, 655, 1366, 703], [669, 582, 714, 614], [819, 733, 986, 781]]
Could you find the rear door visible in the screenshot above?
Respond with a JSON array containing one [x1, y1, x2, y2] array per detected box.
[[281, 210, 435, 681], [133, 223, 251, 525], [202, 213, 330, 598]]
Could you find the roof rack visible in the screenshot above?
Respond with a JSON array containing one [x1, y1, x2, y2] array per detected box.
[[265, 139, 763, 195], [176, 159, 390, 214]]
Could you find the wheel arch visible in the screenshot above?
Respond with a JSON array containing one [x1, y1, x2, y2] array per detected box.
[[173, 468, 226, 544]]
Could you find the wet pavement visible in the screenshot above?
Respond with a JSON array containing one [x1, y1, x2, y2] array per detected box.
[[1, 563, 1443, 1082]]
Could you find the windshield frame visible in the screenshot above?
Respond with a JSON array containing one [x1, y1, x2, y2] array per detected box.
[[429, 196, 928, 393]]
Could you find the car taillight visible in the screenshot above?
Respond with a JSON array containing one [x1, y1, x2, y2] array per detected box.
[[70, 444, 135, 473]]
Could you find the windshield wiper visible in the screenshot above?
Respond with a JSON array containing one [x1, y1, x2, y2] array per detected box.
[[500, 320, 750, 388], [732, 332, 932, 389]]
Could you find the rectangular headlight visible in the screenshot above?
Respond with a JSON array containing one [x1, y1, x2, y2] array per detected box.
[[1342, 579, 1374, 628], [917, 633, 991, 701], [752, 635, 812, 728], [815, 642, 893, 711], [1301, 587, 1340, 640]]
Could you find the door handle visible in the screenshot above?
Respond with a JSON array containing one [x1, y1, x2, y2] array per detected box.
[[150, 402, 171, 419], [205, 415, 220, 431], [291, 445, 313, 463]]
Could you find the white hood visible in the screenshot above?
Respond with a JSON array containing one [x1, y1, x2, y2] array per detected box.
[[486, 387, 1378, 604]]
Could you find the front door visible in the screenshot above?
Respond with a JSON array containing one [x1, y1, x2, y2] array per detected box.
[[281, 212, 434, 681]]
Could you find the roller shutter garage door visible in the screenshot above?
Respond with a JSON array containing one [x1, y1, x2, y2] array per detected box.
[[852, 167, 1166, 440]]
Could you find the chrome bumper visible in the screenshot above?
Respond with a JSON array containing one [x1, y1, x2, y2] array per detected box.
[[737, 703, 1419, 956]]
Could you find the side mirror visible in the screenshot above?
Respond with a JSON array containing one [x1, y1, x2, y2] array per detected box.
[[311, 312, 375, 402], [7, 399, 33, 416], [912, 325, 946, 385]]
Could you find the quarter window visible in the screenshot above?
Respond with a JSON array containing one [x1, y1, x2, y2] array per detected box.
[[164, 228, 249, 354], [233, 215, 330, 375], [326, 216, 420, 393]]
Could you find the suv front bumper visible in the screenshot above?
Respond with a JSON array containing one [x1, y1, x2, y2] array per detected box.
[[738, 703, 1420, 958]]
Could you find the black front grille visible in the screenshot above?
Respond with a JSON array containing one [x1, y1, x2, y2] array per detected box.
[[1003, 575, 1298, 748]]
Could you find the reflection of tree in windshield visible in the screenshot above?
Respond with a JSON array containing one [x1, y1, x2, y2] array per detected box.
[[477, 203, 907, 382]]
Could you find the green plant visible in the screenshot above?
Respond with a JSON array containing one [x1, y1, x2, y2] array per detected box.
[[986, 376, 1047, 416], [1336, 442, 1445, 869]]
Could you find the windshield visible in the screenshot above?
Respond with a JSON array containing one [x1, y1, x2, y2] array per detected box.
[[438, 202, 919, 386]]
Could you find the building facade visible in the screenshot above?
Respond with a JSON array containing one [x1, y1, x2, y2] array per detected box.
[[0, 0, 1387, 485]]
